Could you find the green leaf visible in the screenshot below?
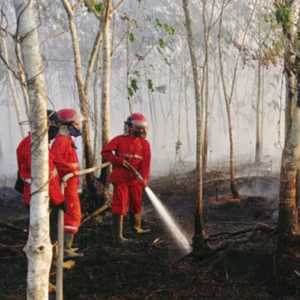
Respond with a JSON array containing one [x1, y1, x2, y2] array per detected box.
[[128, 32, 135, 42], [163, 23, 175, 35], [95, 3, 104, 13], [154, 18, 162, 29], [275, 4, 291, 31], [130, 78, 138, 92], [147, 79, 154, 92], [128, 87, 134, 97], [158, 38, 165, 48]]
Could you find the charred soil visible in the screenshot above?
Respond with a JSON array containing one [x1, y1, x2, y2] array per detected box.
[[0, 173, 299, 300]]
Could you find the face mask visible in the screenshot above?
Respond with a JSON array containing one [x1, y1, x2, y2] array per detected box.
[[132, 127, 146, 138], [48, 126, 59, 140], [68, 125, 81, 137]]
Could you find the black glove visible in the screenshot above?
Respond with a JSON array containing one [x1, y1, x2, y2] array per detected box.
[[14, 172, 24, 194], [56, 201, 66, 212]]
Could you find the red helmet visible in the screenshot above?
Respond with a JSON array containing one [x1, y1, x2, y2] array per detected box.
[[125, 113, 148, 137], [128, 113, 147, 127], [57, 108, 80, 129]]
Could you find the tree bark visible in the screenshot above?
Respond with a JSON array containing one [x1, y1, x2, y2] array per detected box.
[[93, 49, 101, 163], [14, 0, 52, 299], [255, 7, 263, 163], [62, 0, 94, 171], [16, 43, 30, 118], [255, 60, 263, 163], [277, 1, 300, 258], [126, 17, 133, 114], [101, 0, 113, 147], [182, 0, 207, 253]]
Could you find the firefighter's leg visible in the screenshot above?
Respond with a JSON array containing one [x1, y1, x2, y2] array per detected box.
[[64, 177, 83, 258], [129, 183, 150, 234], [112, 183, 130, 243]]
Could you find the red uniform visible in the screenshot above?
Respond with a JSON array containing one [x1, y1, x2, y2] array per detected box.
[[51, 134, 81, 234], [16, 133, 64, 207], [101, 134, 151, 215]]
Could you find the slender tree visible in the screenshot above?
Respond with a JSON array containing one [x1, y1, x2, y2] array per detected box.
[[61, 0, 102, 177], [14, 0, 52, 298], [217, 0, 257, 198], [101, 0, 113, 147], [276, 0, 300, 259], [182, 0, 208, 253], [255, 0, 264, 163]]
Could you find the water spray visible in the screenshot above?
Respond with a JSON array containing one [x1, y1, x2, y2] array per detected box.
[[127, 164, 192, 254]]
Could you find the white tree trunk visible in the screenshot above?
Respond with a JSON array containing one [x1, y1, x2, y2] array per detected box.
[[14, 0, 52, 299], [101, 0, 113, 146], [16, 43, 31, 118]]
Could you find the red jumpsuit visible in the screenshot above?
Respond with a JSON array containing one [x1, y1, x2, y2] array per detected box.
[[101, 135, 151, 215], [16, 133, 64, 207], [51, 134, 81, 234]]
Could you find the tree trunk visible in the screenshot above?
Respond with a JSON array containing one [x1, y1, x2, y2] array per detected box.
[[16, 43, 30, 118], [218, 20, 239, 199], [255, 2, 263, 164], [216, 0, 258, 199], [101, 0, 113, 147], [126, 18, 133, 114], [225, 101, 239, 198], [184, 70, 192, 154], [0, 34, 26, 137], [277, 108, 300, 262], [277, 1, 300, 259], [255, 49, 263, 163], [93, 49, 101, 163], [175, 67, 183, 164], [182, 0, 208, 254], [14, 0, 52, 299], [201, 0, 211, 179], [62, 0, 94, 170], [99, 0, 113, 196]]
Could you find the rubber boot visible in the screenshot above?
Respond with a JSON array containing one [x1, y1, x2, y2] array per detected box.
[[49, 281, 56, 293], [112, 214, 130, 244], [134, 213, 151, 234], [64, 233, 83, 259]]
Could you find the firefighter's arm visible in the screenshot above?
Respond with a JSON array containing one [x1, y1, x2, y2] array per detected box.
[[101, 137, 125, 166], [140, 140, 151, 185]]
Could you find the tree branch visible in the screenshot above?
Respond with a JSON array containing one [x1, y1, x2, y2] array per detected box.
[[84, 23, 103, 92], [112, 0, 126, 13]]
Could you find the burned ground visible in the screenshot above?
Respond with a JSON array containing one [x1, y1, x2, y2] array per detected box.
[[0, 173, 299, 300]]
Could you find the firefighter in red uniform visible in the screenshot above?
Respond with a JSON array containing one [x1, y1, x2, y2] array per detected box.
[[101, 113, 151, 243], [16, 110, 64, 207], [51, 108, 83, 258]]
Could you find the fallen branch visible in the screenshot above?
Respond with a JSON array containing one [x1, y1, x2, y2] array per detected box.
[[0, 242, 24, 251], [0, 221, 27, 233], [206, 223, 275, 243], [81, 201, 111, 225]]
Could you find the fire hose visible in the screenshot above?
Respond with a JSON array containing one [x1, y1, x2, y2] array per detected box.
[[56, 162, 110, 300]]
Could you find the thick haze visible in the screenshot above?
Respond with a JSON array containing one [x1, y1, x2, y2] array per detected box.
[[0, 0, 284, 179]]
